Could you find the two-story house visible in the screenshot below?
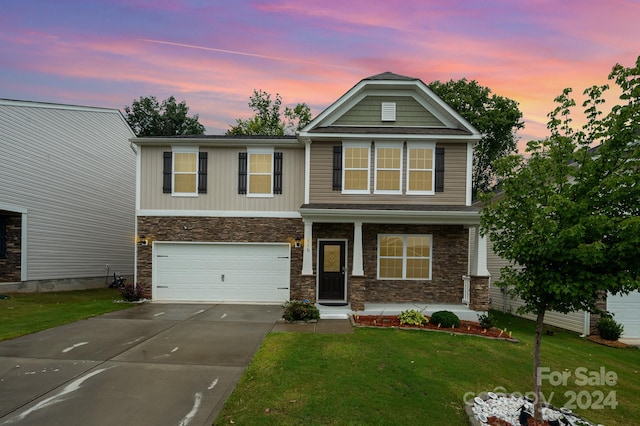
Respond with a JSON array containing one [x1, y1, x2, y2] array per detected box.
[[133, 72, 491, 314]]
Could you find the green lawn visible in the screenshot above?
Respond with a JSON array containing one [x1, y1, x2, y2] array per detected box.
[[215, 311, 640, 425], [0, 288, 133, 341]]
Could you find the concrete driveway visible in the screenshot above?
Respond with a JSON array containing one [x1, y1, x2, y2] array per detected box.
[[0, 303, 283, 426]]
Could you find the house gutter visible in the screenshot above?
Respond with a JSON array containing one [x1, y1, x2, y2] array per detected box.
[[298, 208, 480, 225]]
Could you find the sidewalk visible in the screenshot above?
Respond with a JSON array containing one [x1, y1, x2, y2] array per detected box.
[[271, 319, 353, 334]]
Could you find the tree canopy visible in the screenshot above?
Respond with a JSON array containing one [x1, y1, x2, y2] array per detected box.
[[429, 79, 524, 198], [124, 95, 205, 137], [479, 57, 640, 422], [226, 90, 312, 136]]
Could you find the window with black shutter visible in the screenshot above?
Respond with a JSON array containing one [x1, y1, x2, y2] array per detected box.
[[162, 151, 172, 193], [273, 152, 283, 194], [198, 152, 208, 194], [238, 152, 247, 194], [333, 145, 342, 191], [435, 147, 445, 193]]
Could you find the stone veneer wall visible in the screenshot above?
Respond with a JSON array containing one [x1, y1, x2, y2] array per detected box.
[[136, 216, 304, 299], [469, 275, 489, 311], [310, 223, 469, 305], [0, 214, 22, 283], [364, 224, 468, 304]]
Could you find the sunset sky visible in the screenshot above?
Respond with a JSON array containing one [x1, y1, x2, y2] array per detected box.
[[2, 1, 639, 149]]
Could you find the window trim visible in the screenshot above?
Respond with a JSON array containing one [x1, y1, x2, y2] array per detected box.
[[247, 148, 274, 198], [377, 234, 433, 280], [406, 142, 436, 195], [374, 142, 403, 194], [171, 146, 199, 197], [342, 142, 371, 194]]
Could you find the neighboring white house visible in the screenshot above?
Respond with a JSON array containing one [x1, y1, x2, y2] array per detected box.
[[0, 99, 136, 291]]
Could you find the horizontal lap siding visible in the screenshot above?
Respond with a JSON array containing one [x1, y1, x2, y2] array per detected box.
[[309, 142, 466, 205], [140, 146, 304, 212], [484, 233, 586, 334], [0, 103, 136, 280], [334, 96, 444, 127]]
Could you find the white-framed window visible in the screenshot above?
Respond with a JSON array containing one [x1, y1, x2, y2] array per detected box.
[[374, 143, 403, 194], [406, 142, 435, 195], [342, 142, 370, 194], [248, 148, 274, 197], [172, 146, 198, 196], [377, 234, 432, 280]]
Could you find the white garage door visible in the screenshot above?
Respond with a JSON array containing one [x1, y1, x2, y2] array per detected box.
[[608, 291, 640, 339], [153, 242, 290, 303]]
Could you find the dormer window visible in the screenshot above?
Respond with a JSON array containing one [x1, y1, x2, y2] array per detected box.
[[381, 102, 396, 121]]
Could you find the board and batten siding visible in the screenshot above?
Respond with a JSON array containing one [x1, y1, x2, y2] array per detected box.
[[139, 146, 305, 212], [333, 96, 445, 127], [309, 141, 467, 205], [0, 100, 136, 281], [473, 229, 587, 334]]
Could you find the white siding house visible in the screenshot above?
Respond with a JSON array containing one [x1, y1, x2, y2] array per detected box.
[[0, 99, 136, 291]]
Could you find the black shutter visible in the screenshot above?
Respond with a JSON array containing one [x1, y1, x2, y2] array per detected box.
[[273, 152, 283, 194], [333, 145, 342, 191], [238, 152, 247, 194], [162, 151, 172, 193], [198, 152, 208, 194], [435, 147, 445, 193]]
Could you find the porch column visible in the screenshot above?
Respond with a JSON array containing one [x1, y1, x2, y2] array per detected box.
[[302, 219, 314, 275], [352, 221, 364, 276], [472, 227, 490, 277]]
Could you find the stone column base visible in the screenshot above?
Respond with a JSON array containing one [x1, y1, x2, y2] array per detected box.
[[469, 275, 489, 311]]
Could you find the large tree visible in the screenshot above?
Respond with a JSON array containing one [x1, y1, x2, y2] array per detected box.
[[124, 95, 205, 136], [226, 90, 312, 136], [480, 58, 640, 422], [429, 79, 524, 198]]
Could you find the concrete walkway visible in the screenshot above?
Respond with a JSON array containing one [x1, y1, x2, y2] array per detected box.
[[0, 303, 283, 426]]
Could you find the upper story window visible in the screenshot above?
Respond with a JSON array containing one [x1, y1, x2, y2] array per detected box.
[[238, 149, 283, 197], [343, 143, 370, 194], [375, 144, 402, 194], [248, 149, 273, 197], [378, 234, 432, 280], [406, 142, 435, 194], [162, 147, 207, 196], [333, 142, 443, 195]]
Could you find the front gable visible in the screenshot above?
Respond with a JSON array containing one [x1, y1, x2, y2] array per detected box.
[[299, 72, 481, 140]]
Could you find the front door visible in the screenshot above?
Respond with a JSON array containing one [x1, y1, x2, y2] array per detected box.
[[318, 240, 346, 301]]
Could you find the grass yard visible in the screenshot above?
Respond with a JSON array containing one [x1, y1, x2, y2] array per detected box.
[[0, 288, 132, 342], [215, 311, 640, 425]]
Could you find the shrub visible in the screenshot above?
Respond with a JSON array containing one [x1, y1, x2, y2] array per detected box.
[[398, 309, 428, 326], [597, 315, 624, 341], [119, 283, 145, 302], [282, 300, 320, 322], [477, 312, 495, 329], [430, 310, 460, 328]]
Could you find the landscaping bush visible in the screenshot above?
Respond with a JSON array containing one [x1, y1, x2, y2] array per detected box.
[[477, 312, 495, 329], [398, 309, 428, 326], [596, 315, 624, 341], [282, 300, 320, 322], [119, 283, 145, 302], [430, 310, 460, 328]]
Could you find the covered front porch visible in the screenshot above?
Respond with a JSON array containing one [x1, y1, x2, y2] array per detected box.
[[317, 302, 480, 321]]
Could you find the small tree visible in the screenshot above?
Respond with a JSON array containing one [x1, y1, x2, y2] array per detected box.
[[124, 95, 205, 136], [429, 79, 524, 199], [226, 90, 312, 136], [480, 57, 640, 423]]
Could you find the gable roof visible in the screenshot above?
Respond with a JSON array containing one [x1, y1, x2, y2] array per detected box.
[[298, 73, 481, 141]]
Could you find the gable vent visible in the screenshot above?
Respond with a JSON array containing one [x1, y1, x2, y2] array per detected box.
[[381, 102, 396, 121]]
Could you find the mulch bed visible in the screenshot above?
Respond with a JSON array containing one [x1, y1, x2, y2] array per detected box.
[[586, 334, 629, 348], [352, 315, 518, 342]]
